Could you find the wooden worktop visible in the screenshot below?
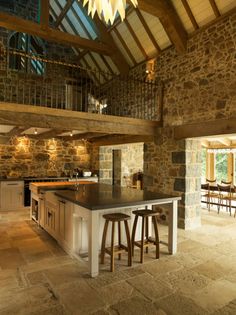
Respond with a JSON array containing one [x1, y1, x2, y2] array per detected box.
[[30, 181, 95, 195]]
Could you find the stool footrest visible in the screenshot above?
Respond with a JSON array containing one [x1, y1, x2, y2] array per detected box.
[[134, 238, 157, 248], [105, 244, 128, 255]]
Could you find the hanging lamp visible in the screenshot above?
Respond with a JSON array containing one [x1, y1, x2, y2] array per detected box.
[[83, 0, 138, 24]]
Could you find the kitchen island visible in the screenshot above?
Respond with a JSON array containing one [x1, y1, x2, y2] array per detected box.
[[54, 183, 181, 277]]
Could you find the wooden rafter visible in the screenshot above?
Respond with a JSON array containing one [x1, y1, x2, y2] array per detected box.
[[0, 11, 111, 55], [135, 9, 161, 54], [31, 129, 69, 139], [88, 52, 108, 81], [112, 28, 137, 66], [81, 57, 100, 84], [55, 0, 75, 27], [40, 0, 49, 30], [99, 55, 114, 74], [137, 0, 187, 53], [2, 126, 27, 137], [92, 14, 130, 75], [181, 0, 199, 30], [63, 132, 107, 141], [124, 19, 148, 59], [209, 0, 221, 18]]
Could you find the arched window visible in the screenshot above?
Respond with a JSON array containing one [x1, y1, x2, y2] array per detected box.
[[8, 32, 45, 75]]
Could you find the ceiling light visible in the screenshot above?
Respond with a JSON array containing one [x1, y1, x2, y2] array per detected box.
[[34, 128, 38, 135], [70, 131, 73, 137], [83, 0, 138, 25]]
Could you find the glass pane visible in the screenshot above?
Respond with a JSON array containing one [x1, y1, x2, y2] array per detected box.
[[201, 148, 206, 183], [215, 153, 228, 182]]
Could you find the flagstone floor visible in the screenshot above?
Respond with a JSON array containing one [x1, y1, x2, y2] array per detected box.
[[0, 208, 235, 315]]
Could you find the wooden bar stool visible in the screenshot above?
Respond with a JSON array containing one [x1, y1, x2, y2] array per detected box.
[[101, 213, 132, 272], [131, 209, 160, 263]]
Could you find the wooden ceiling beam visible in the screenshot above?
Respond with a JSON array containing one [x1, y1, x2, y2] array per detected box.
[[137, 0, 187, 53], [63, 132, 107, 141], [0, 103, 160, 136], [92, 14, 130, 75], [1, 126, 27, 137], [209, 0, 221, 18], [217, 138, 231, 146], [124, 19, 148, 59], [55, 0, 75, 27], [30, 129, 69, 139], [135, 9, 161, 54], [113, 28, 137, 66], [90, 134, 154, 146], [0, 11, 112, 55], [201, 140, 209, 148], [40, 0, 49, 30], [174, 119, 236, 140], [181, 0, 199, 30]]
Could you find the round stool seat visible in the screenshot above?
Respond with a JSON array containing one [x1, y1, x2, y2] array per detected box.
[[103, 213, 130, 222], [132, 209, 158, 217]]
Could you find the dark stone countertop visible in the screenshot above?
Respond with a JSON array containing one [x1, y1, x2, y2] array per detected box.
[[55, 183, 181, 210]]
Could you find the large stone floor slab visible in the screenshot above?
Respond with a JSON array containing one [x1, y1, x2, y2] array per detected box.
[[0, 209, 235, 314]]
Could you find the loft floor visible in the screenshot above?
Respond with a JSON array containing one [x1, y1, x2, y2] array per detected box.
[[0, 210, 235, 314]]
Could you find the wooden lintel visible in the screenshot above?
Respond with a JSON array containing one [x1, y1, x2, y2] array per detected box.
[[174, 119, 236, 140], [0, 103, 160, 136], [90, 135, 154, 146], [138, 0, 187, 53], [40, 0, 49, 30], [0, 11, 112, 55]]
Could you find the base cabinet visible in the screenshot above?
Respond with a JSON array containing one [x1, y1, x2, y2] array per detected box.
[[0, 181, 24, 210], [58, 199, 73, 251], [44, 200, 58, 239]]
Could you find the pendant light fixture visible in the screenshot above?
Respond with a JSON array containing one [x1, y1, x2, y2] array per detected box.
[[83, 0, 138, 25]]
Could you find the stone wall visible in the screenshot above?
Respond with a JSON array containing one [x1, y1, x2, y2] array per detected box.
[[99, 143, 144, 186], [0, 137, 93, 178], [135, 12, 236, 228]]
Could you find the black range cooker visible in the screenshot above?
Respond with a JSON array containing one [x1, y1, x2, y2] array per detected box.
[[24, 177, 69, 206]]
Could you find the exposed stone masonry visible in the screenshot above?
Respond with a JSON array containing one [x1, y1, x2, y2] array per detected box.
[[99, 143, 144, 187], [138, 12, 236, 228], [0, 137, 94, 178]]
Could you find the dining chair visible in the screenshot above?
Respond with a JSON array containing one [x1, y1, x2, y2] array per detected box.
[[201, 183, 210, 211], [206, 179, 219, 208], [217, 184, 232, 215]]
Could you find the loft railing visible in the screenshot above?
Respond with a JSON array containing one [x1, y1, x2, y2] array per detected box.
[[1, 49, 162, 121]]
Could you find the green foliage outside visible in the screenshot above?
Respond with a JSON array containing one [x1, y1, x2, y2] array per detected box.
[[215, 153, 228, 182]]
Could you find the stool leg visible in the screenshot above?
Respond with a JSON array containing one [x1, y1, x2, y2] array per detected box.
[[152, 216, 160, 259], [145, 216, 149, 254], [131, 215, 138, 256], [101, 219, 109, 264], [110, 222, 115, 272], [118, 221, 121, 260], [140, 216, 145, 263], [124, 220, 132, 267]]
